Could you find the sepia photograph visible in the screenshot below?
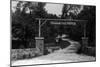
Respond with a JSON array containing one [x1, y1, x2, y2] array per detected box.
[[11, 0, 96, 66]]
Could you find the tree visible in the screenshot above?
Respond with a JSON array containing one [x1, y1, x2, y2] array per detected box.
[[12, 1, 47, 48], [77, 6, 96, 46], [12, 1, 60, 48], [61, 4, 84, 19], [61, 4, 96, 46]]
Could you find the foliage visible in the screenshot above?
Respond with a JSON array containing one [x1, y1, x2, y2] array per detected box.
[[12, 1, 46, 48], [61, 4, 84, 19], [11, 48, 39, 61], [61, 5, 96, 46], [12, 1, 59, 48]]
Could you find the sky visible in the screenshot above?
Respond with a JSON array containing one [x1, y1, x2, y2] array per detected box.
[[12, 1, 63, 16], [11, 1, 18, 12], [44, 3, 63, 16], [12, 1, 84, 17]]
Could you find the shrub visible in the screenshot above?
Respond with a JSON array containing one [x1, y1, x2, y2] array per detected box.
[[11, 48, 40, 61]]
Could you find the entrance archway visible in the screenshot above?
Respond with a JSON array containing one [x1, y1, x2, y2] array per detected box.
[[35, 18, 88, 55]]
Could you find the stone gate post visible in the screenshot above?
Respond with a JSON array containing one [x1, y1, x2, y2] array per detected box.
[[35, 37, 44, 55]]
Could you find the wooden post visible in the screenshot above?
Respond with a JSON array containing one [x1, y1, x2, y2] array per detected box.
[[84, 23, 86, 37], [39, 19, 41, 37]]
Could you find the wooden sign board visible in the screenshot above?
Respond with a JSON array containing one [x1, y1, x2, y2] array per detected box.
[[50, 21, 76, 25]]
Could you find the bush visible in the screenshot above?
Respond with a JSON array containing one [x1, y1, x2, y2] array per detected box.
[[82, 46, 96, 57], [11, 48, 40, 61]]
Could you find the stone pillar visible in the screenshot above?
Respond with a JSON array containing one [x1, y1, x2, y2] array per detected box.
[[35, 37, 44, 55], [81, 37, 88, 52], [82, 37, 88, 47]]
